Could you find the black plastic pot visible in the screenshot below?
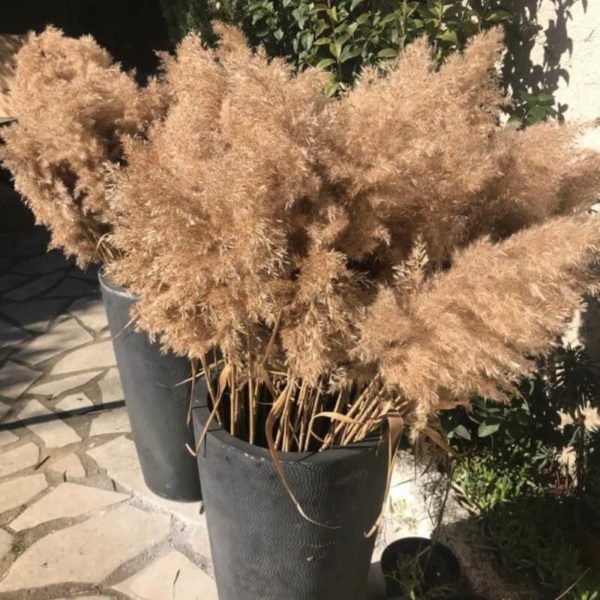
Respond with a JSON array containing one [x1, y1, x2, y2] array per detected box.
[[99, 272, 201, 501], [381, 537, 462, 598], [191, 395, 389, 600]]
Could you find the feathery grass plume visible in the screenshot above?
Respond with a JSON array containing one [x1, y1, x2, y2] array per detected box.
[[320, 28, 600, 270], [108, 24, 332, 367], [104, 25, 600, 450], [0, 27, 166, 267], [356, 216, 600, 431]]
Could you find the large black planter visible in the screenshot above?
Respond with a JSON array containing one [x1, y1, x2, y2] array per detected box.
[[99, 272, 201, 501], [192, 395, 388, 600]]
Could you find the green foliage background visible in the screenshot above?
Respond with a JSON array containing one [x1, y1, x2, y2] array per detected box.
[[159, 0, 562, 123], [212, 0, 512, 96], [445, 345, 600, 599]]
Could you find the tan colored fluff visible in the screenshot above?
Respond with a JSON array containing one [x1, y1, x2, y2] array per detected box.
[[356, 217, 600, 429], [0, 27, 165, 266], [6, 25, 600, 443]]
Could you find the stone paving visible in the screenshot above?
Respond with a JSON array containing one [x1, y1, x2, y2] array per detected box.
[[0, 229, 216, 600], [0, 228, 514, 600]]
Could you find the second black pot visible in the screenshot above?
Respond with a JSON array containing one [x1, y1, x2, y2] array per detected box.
[[99, 272, 201, 501], [381, 537, 462, 598], [192, 394, 389, 600]]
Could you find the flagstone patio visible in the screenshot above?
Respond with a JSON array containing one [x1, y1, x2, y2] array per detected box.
[[0, 229, 217, 600], [0, 228, 515, 600]]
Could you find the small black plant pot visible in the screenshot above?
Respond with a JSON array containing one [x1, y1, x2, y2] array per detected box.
[[99, 272, 201, 501], [192, 395, 389, 600], [381, 537, 462, 598]]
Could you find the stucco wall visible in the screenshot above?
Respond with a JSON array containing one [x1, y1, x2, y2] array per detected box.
[[533, 0, 600, 146], [499, 0, 597, 153], [528, 1, 600, 353]]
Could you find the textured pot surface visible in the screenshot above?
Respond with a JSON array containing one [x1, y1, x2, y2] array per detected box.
[[192, 397, 388, 600], [99, 272, 201, 501]]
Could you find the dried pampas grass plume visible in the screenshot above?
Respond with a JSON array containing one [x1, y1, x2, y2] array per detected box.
[[0, 27, 166, 266], [5, 25, 600, 448], [357, 216, 600, 429], [105, 25, 600, 447]]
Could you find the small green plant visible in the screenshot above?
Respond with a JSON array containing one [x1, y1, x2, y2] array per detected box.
[[452, 452, 534, 513], [387, 549, 462, 599], [453, 452, 600, 598], [446, 343, 600, 598], [11, 540, 25, 557], [549, 345, 600, 493]]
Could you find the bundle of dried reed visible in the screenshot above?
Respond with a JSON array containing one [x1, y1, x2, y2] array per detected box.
[[105, 25, 600, 450], [5, 26, 600, 451], [0, 27, 166, 266]]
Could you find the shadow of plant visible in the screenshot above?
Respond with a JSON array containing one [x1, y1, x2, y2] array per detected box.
[[448, 484, 600, 599], [500, 0, 586, 124]]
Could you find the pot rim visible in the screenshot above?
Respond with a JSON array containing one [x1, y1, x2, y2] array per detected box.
[[98, 270, 139, 302], [193, 400, 385, 465]]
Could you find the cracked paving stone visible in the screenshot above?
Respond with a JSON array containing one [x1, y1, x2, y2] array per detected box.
[[0, 360, 41, 401], [0, 298, 69, 333], [0, 505, 170, 591], [0, 273, 29, 294], [56, 392, 94, 412], [31, 371, 101, 397], [0, 399, 9, 419], [15, 399, 81, 448], [10, 482, 130, 531], [191, 517, 211, 560], [69, 296, 108, 332], [0, 299, 68, 333], [98, 368, 124, 403], [15, 251, 69, 275], [89, 407, 131, 436], [47, 453, 85, 479], [0, 442, 39, 478], [0, 474, 47, 514], [55, 596, 112, 600], [0, 430, 19, 447], [0, 319, 31, 361], [87, 436, 202, 522], [114, 550, 218, 600], [46, 277, 97, 298], [51, 339, 116, 375], [16, 316, 93, 365], [3, 271, 64, 301], [0, 529, 12, 561]]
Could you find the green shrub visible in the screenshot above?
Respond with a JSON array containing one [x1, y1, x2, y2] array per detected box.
[[453, 451, 600, 598], [159, 0, 216, 44], [214, 0, 512, 95], [159, 0, 557, 121], [446, 344, 600, 598]]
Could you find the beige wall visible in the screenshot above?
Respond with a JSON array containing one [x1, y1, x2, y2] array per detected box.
[[531, 1, 600, 146], [528, 1, 600, 352]]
